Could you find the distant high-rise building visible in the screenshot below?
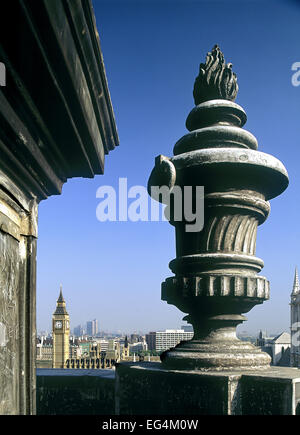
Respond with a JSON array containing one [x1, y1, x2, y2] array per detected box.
[[145, 332, 156, 351], [94, 319, 98, 335], [86, 321, 93, 336], [52, 286, 70, 368], [73, 324, 84, 337], [181, 325, 194, 333], [291, 267, 300, 366], [86, 319, 98, 336], [146, 329, 194, 352], [122, 335, 130, 359]]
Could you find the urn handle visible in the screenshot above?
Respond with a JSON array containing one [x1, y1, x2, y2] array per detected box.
[[147, 155, 176, 199]]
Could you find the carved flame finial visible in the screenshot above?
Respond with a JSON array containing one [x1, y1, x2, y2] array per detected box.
[[193, 44, 238, 105]]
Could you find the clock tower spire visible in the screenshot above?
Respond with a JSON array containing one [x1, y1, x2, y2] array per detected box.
[[52, 285, 70, 368]]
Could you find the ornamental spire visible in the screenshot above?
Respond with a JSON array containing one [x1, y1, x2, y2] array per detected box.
[[57, 284, 64, 302], [193, 44, 238, 105], [54, 285, 68, 315], [292, 267, 300, 295]]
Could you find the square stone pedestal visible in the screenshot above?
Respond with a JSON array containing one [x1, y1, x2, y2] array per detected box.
[[115, 362, 300, 415]]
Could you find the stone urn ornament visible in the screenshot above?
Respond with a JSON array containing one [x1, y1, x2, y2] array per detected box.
[[148, 45, 289, 371]]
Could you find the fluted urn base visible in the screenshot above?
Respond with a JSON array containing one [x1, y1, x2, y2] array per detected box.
[[160, 335, 271, 371], [161, 273, 271, 370], [161, 316, 271, 371]]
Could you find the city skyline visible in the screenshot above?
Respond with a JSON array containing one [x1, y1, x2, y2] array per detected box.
[[37, 284, 290, 338], [36, 0, 300, 335]]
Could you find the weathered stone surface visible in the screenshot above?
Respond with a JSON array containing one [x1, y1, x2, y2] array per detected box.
[[116, 362, 238, 415], [0, 231, 19, 415], [0, 178, 37, 415], [193, 45, 238, 105], [36, 369, 115, 415], [116, 362, 300, 415]]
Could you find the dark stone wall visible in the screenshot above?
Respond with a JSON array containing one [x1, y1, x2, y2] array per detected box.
[[116, 363, 300, 415], [115, 363, 236, 415], [240, 376, 293, 415], [36, 370, 115, 415], [35, 364, 300, 415]]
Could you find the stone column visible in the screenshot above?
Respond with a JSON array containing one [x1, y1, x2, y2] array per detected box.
[[148, 45, 288, 370], [0, 0, 119, 414], [0, 177, 38, 414]]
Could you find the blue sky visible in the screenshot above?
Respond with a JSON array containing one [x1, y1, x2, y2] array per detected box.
[[37, 0, 300, 336]]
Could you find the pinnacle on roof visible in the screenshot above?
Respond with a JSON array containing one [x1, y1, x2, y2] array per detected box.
[[53, 284, 68, 315], [57, 284, 64, 303], [291, 267, 300, 296]]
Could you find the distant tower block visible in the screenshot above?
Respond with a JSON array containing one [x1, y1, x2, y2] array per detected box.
[[52, 285, 70, 368], [86, 319, 98, 336], [291, 267, 300, 367], [123, 336, 130, 359]]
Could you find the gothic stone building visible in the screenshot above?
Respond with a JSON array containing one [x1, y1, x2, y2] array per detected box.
[[291, 268, 300, 366], [52, 288, 70, 369]]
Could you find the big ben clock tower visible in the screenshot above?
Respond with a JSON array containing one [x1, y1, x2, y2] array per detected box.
[[52, 285, 70, 368]]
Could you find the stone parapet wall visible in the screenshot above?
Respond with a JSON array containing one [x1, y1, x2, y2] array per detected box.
[[116, 362, 300, 415], [36, 369, 115, 415]]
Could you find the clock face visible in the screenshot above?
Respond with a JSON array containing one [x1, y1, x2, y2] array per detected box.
[[55, 321, 62, 329]]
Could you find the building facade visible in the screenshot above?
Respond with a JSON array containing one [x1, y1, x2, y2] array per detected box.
[[129, 340, 148, 354], [66, 339, 120, 369], [73, 325, 84, 337], [145, 332, 156, 351], [291, 268, 300, 366], [146, 330, 194, 352], [36, 341, 53, 362], [52, 287, 70, 369], [122, 336, 130, 359], [86, 319, 98, 336], [257, 331, 291, 366]]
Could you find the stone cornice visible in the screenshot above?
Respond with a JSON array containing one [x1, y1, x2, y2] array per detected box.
[[0, 0, 119, 202]]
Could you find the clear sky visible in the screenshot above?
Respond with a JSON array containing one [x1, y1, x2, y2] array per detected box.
[[37, 0, 300, 336]]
